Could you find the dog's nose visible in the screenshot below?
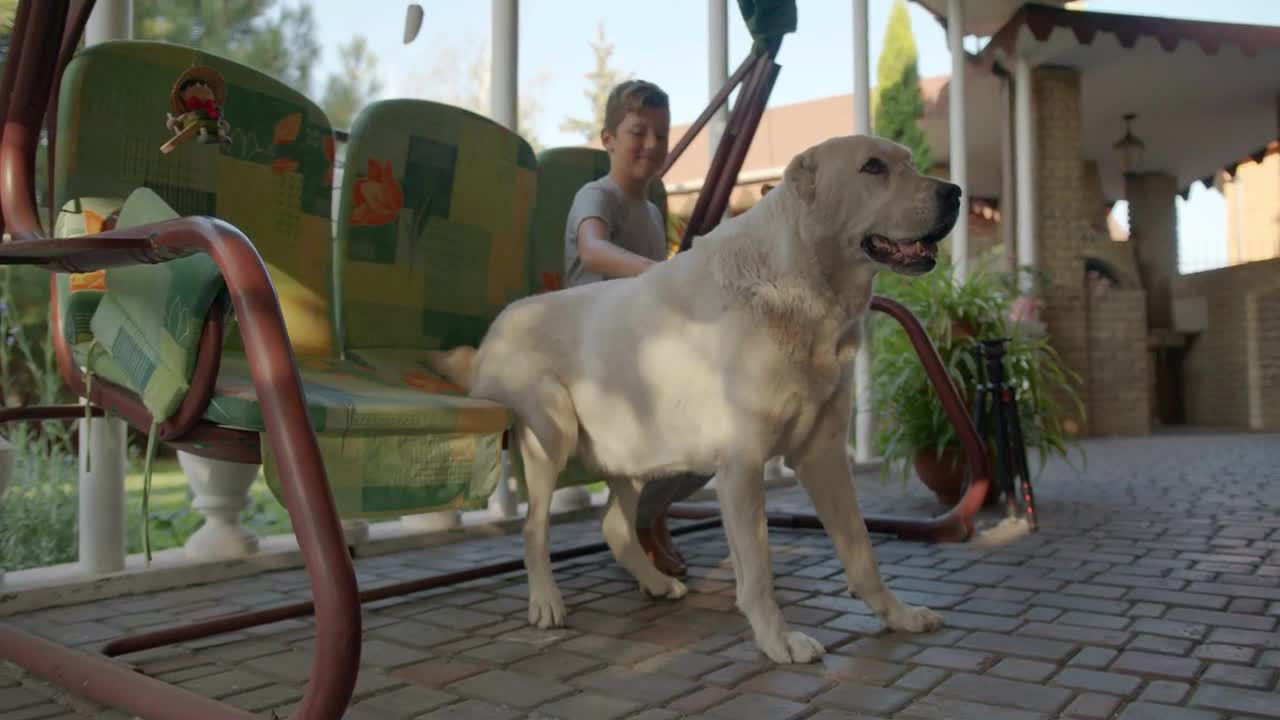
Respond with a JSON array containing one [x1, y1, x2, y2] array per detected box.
[[937, 182, 962, 207]]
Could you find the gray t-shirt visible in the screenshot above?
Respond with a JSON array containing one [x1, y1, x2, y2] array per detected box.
[[563, 175, 667, 287]]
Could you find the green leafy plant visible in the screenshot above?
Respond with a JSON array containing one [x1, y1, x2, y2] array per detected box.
[[869, 252, 1086, 487]]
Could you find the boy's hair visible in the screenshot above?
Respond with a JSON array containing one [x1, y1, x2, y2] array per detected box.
[[603, 80, 669, 134]]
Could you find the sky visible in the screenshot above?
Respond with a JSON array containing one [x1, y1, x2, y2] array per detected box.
[[304, 0, 1280, 274]]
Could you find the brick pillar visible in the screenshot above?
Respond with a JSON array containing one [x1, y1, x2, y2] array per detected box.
[[1033, 66, 1090, 434], [1124, 171, 1179, 330]]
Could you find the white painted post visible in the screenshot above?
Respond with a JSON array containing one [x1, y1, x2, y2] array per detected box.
[[999, 73, 1015, 271], [0, 435, 13, 584], [947, 0, 969, 280], [708, 0, 730, 159], [1014, 57, 1036, 294], [79, 410, 127, 574], [481, 0, 530, 520], [852, 0, 876, 464], [77, 0, 133, 576], [178, 453, 260, 560]]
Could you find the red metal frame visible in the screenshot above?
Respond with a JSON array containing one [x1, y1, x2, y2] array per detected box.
[[0, 4, 992, 718]]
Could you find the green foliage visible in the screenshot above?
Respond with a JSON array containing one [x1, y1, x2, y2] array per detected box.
[[134, 0, 320, 95], [559, 20, 632, 142], [872, 0, 931, 172], [870, 253, 1086, 483], [321, 35, 383, 130]]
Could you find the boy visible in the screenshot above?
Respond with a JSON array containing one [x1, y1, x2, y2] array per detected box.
[[563, 79, 708, 576]]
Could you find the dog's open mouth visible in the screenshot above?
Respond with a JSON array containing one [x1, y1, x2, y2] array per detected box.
[[861, 230, 944, 273]]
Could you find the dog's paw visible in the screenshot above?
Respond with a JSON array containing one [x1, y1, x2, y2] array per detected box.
[[641, 575, 688, 600], [527, 584, 566, 629], [885, 604, 944, 633], [757, 630, 826, 664]]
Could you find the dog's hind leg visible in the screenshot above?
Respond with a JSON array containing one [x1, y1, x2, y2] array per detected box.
[[513, 381, 577, 629], [602, 478, 687, 599]]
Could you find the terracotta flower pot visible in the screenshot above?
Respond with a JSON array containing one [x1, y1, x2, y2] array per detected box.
[[913, 445, 1000, 507]]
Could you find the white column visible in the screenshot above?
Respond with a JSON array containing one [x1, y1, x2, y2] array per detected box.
[[852, 0, 875, 463], [486, 0, 528, 519], [84, 0, 132, 44], [947, 0, 969, 280], [0, 436, 13, 584], [1014, 57, 1036, 294], [999, 73, 1015, 271], [490, 0, 518, 132], [79, 413, 127, 574], [708, 0, 730, 158], [78, 0, 133, 576]]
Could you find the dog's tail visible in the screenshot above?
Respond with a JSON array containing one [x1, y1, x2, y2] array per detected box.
[[423, 346, 477, 391]]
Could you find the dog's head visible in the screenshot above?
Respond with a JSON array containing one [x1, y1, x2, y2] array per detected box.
[[781, 135, 960, 276]]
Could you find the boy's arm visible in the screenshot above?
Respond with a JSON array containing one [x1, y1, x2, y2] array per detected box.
[[576, 217, 658, 278]]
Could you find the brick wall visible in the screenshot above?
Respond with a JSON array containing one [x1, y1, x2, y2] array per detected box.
[[1033, 66, 1091, 434], [1173, 257, 1280, 429], [1087, 289, 1150, 436]]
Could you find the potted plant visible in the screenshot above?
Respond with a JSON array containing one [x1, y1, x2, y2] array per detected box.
[[868, 252, 1085, 505]]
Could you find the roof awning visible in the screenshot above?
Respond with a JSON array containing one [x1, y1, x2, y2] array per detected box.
[[971, 4, 1280, 202], [911, 0, 1071, 38]]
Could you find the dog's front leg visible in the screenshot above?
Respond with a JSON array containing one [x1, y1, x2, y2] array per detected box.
[[716, 461, 826, 664], [793, 403, 943, 634]]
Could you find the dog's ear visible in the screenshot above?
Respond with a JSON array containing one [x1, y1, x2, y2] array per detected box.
[[784, 148, 817, 205]]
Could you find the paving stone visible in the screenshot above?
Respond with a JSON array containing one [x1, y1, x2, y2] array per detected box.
[[1114, 701, 1227, 720], [1110, 650, 1203, 681], [737, 668, 832, 700], [1193, 643, 1257, 664], [356, 639, 431, 669], [702, 661, 769, 687], [632, 649, 729, 679], [1139, 680, 1190, 704], [575, 665, 700, 704], [957, 631, 1077, 661], [940, 610, 1024, 632], [1068, 646, 1119, 669], [1127, 588, 1230, 610], [178, 669, 273, 699], [704, 691, 809, 720], [666, 685, 737, 715], [819, 655, 910, 686], [1062, 692, 1122, 719], [1052, 667, 1143, 696], [413, 606, 504, 631], [909, 646, 997, 673], [1130, 602, 1166, 618], [348, 685, 455, 718], [538, 691, 642, 720], [557, 633, 667, 664], [1131, 618, 1210, 641], [813, 683, 918, 715], [894, 665, 949, 691], [1192, 683, 1280, 717], [223, 683, 303, 713], [895, 694, 1051, 719], [1128, 634, 1195, 655], [1059, 611, 1132, 630], [449, 668, 576, 709], [4, 704, 70, 720], [989, 658, 1057, 682], [1166, 607, 1277, 632], [1205, 627, 1280, 648], [367, 619, 465, 649], [836, 637, 923, 662], [1018, 621, 1132, 647], [625, 710, 682, 720], [1030, 592, 1130, 615], [389, 657, 488, 688], [933, 673, 1073, 714], [1199, 662, 1275, 689]]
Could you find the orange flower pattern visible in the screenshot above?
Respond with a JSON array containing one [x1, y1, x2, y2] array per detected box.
[[351, 158, 404, 226], [401, 370, 463, 395], [70, 269, 107, 293], [539, 271, 563, 294]]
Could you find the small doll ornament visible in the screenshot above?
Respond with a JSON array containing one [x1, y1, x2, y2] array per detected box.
[[161, 65, 231, 154]]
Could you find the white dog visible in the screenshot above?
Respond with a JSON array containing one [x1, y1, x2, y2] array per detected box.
[[428, 135, 961, 664]]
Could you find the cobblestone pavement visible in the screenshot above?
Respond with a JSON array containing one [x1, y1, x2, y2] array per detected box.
[[3, 432, 1279, 719]]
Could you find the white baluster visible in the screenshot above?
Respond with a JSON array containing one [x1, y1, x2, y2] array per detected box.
[[178, 451, 260, 561]]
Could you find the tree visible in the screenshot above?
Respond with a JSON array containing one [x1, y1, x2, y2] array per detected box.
[[403, 34, 547, 153], [559, 21, 631, 143], [321, 36, 382, 129], [135, 0, 319, 95], [872, 0, 931, 172]]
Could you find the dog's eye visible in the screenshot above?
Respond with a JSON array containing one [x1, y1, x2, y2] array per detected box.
[[861, 158, 887, 175]]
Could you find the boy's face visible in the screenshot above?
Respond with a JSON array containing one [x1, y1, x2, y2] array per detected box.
[[604, 106, 670, 182]]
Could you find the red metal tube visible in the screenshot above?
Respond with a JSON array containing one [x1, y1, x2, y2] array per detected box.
[[658, 52, 757, 179], [696, 59, 781, 236], [0, 625, 257, 720], [101, 518, 727, 659]]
